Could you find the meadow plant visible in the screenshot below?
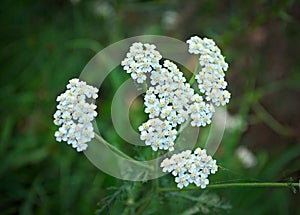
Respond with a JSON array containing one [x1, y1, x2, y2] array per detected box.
[[53, 36, 229, 190], [53, 36, 299, 193], [120, 36, 230, 188]]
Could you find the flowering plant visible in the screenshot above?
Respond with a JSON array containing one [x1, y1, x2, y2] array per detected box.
[[118, 36, 230, 188], [53, 36, 230, 189], [53, 36, 299, 194]]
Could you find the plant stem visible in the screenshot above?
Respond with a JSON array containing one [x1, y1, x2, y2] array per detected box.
[[252, 102, 293, 137], [94, 133, 154, 170], [94, 133, 133, 160], [177, 63, 200, 134], [177, 118, 191, 134], [156, 182, 300, 192], [189, 62, 200, 85], [135, 184, 155, 215]]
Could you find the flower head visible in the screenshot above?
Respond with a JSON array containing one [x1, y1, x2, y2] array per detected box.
[[187, 36, 231, 107], [53, 78, 98, 152], [122, 38, 230, 152], [160, 147, 218, 189], [121, 42, 162, 83], [139, 118, 177, 151]]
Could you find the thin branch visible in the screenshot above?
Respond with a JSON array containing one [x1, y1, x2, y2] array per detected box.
[[253, 103, 293, 136], [189, 62, 200, 85], [94, 133, 154, 170], [156, 182, 300, 192]]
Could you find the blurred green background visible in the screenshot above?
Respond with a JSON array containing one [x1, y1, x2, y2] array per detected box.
[[1, 0, 300, 214]]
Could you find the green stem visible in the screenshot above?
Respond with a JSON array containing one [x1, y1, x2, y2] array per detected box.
[[176, 63, 200, 135], [94, 133, 133, 160], [189, 62, 200, 85], [142, 81, 148, 92], [156, 182, 299, 192], [94, 133, 153, 170], [135, 183, 155, 215], [177, 118, 191, 135], [252, 103, 293, 137]]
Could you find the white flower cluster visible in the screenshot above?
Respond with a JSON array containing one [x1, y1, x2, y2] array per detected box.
[[121, 42, 162, 83], [122, 41, 223, 151], [53, 78, 98, 152], [142, 60, 215, 151], [139, 118, 177, 151], [161, 148, 218, 189], [187, 36, 231, 106], [122, 38, 230, 152], [146, 60, 195, 127]]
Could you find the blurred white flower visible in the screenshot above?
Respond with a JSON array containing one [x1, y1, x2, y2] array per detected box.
[[53, 78, 98, 152], [94, 1, 114, 18], [213, 109, 247, 133], [70, 0, 80, 5], [225, 111, 247, 132], [161, 148, 218, 189], [236, 146, 257, 168], [161, 10, 178, 30]]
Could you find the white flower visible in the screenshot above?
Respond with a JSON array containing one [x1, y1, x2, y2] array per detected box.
[[160, 158, 175, 172], [188, 168, 201, 184], [122, 40, 230, 153], [187, 36, 231, 107], [175, 174, 190, 189], [210, 160, 218, 174], [53, 78, 98, 152], [195, 176, 209, 189], [121, 43, 162, 84], [139, 118, 177, 151], [189, 102, 213, 127], [74, 141, 88, 152], [194, 148, 206, 156], [235, 146, 257, 168], [161, 10, 178, 30], [54, 129, 65, 142], [186, 36, 203, 54], [160, 147, 218, 189], [160, 106, 173, 119], [172, 164, 187, 177]]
